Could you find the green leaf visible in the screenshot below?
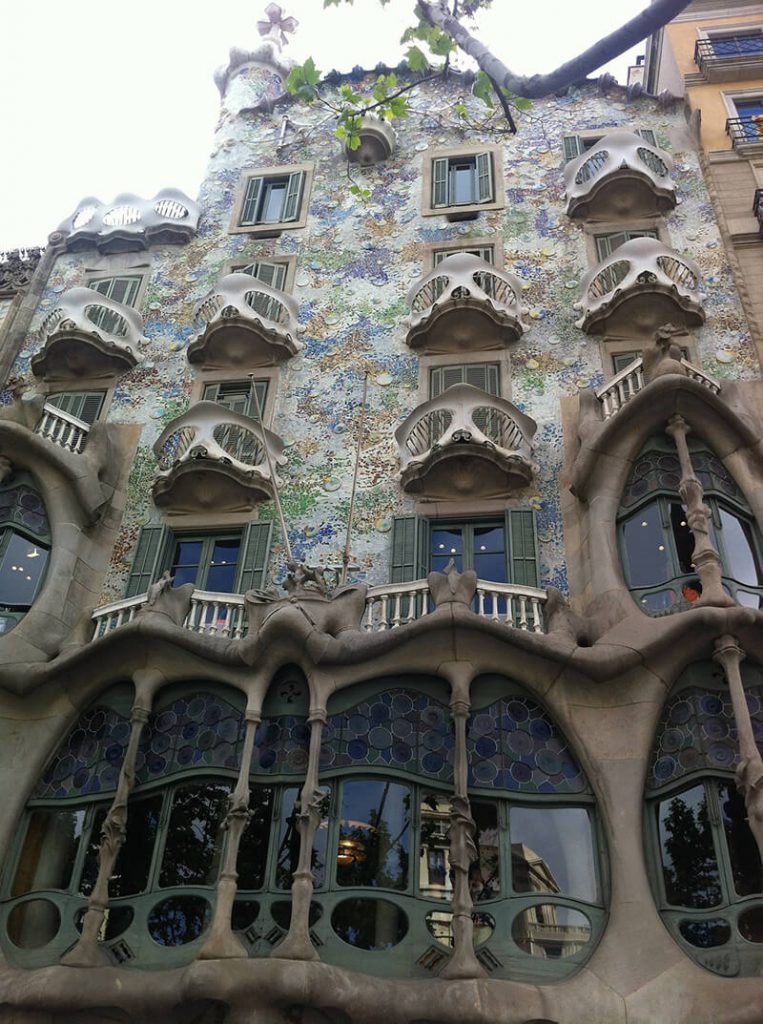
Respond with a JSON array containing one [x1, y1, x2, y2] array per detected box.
[[405, 45, 428, 72], [473, 70, 494, 109], [335, 124, 346, 141], [513, 96, 533, 111], [301, 57, 320, 87]]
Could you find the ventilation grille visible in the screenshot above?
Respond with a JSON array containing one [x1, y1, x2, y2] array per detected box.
[[417, 945, 448, 972], [476, 946, 502, 972], [108, 938, 135, 964]]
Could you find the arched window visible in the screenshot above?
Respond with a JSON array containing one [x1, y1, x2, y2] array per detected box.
[[618, 437, 763, 615], [646, 660, 763, 977], [0, 472, 50, 635]]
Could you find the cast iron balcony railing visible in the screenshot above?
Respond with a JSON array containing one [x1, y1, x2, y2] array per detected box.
[[34, 402, 91, 453], [395, 383, 536, 499], [90, 577, 548, 640], [152, 401, 286, 513], [595, 357, 721, 419], [31, 286, 143, 379], [405, 253, 528, 353], [726, 117, 763, 148], [575, 237, 705, 335], [695, 36, 763, 79], [564, 130, 676, 220], [188, 272, 301, 368]]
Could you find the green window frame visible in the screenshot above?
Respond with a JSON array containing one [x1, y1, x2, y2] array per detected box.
[[46, 391, 106, 426], [563, 128, 658, 162], [232, 259, 289, 291], [431, 152, 494, 209], [239, 171, 305, 228], [86, 274, 143, 334], [202, 379, 269, 421], [429, 362, 500, 399]]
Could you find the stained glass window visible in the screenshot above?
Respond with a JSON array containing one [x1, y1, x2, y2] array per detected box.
[[251, 715, 310, 775], [32, 705, 131, 800]]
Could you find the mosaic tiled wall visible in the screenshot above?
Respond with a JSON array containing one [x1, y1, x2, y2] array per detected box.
[[3, 66, 757, 604]]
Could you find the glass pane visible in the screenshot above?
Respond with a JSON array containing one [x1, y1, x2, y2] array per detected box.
[[159, 782, 230, 887], [658, 784, 722, 908], [0, 532, 48, 607], [419, 792, 451, 900], [622, 502, 671, 587], [231, 900, 259, 931], [75, 905, 134, 941], [512, 905, 591, 958], [738, 905, 763, 941], [147, 895, 211, 946], [205, 538, 241, 593], [79, 797, 162, 898], [171, 540, 202, 588], [12, 808, 85, 895], [275, 786, 330, 890], [679, 918, 731, 948], [336, 780, 410, 890], [431, 528, 463, 574], [426, 908, 495, 947], [471, 800, 501, 902], [7, 899, 61, 949], [473, 525, 507, 583], [670, 503, 695, 575], [452, 161, 475, 204], [612, 351, 641, 374], [238, 785, 275, 890], [719, 782, 763, 897], [262, 182, 286, 222], [331, 897, 407, 950], [271, 899, 322, 930], [510, 806, 597, 903], [719, 508, 760, 586]]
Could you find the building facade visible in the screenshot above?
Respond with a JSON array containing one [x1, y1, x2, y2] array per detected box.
[[1, 25, 763, 1024]]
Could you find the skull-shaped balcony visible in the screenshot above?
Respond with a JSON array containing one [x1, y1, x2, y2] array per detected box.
[[152, 401, 286, 513], [31, 287, 143, 380], [188, 273, 301, 369], [564, 131, 676, 221], [396, 383, 536, 499], [405, 254, 528, 354], [574, 237, 705, 336]]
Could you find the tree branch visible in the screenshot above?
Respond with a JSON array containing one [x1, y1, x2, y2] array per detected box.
[[422, 0, 693, 98]]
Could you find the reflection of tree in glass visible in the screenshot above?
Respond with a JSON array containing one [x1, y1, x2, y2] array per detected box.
[[148, 896, 208, 946], [660, 790, 722, 908], [238, 785, 274, 890], [159, 782, 230, 887], [337, 783, 409, 890], [719, 783, 763, 897], [274, 789, 301, 890]]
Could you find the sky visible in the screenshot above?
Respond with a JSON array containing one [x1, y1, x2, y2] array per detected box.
[[0, 0, 648, 251]]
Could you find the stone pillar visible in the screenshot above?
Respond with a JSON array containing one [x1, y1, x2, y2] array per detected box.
[[713, 635, 763, 859], [666, 414, 735, 609], [439, 667, 485, 980], [200, 708, 261, 959], [61, 668, 164, 966], [272, 705, 326, 961]]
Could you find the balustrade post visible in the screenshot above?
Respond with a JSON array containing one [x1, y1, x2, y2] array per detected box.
[[273, 705, 326, 961], [713, 636, 763, 860], [666, 414, 735, 608], [200, 709, 261, 959], [61, 668, 164, 967], [440, 667, 485, 980]]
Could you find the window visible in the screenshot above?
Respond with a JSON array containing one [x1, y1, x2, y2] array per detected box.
[[46, 391, 106, 426], [727, 96, 763, 145], [85, 274, 144, 334], [124, 522, 271, 598], [231, 259, 289, 291], [646, 660, 763, 976], [618, 438, 763, 615], [609, 345, 689, 376], [709, 32, 763, 58], [202, 379, 268, 421], [429, 363, 500, 399], [231, 165, 312, 234], [594, 229, 659, 261], [563, 128, 657, 161], [423, 146, 504, 218], [432, 243, 494, 268], [0, 474, 50, 636]]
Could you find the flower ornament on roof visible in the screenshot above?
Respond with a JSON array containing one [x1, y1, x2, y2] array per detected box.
[[257, 4, 298, 50]]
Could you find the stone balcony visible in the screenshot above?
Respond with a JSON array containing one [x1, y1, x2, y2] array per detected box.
[[595, 356, 721, 420], [564, 131, 676, 221], [152, 401, 286, 513], [574, 237, 705, 336], [405, 254, 528, 354], [31, 287, 144, 380], [58, 190, 200, 254], [395, 383, 536, 499], [188, 273, 302, 369]]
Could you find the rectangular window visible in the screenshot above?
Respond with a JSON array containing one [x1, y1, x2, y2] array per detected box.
[[169, 534, 242, 593], [563, 128, 657, 161], [233, 166, 312, 233], [202, 379, 269, 421], [432, 244, 494, 266], [594, 229, 659, 261], [46, 391, 106, 425], [233, 259, 289, 291], [429, 363, 500, 398], [432, 152, 494, 209], [710, 33, 763, 58], [85, 274, 144, 333], [729, 97, 763, 144]]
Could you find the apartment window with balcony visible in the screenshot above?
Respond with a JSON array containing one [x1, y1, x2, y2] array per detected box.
[[46, 391, 106, 426], [422, 146, 504, 218], [594, 229, 659, 261], [85, 274, 144, 334], [429, 362, 500, 399], [727, 96, 763, 146], [563, 128, 657, 161], [709, 32, 763, 57], [231, 165, 312, 234], [202, 379, 269, 420]]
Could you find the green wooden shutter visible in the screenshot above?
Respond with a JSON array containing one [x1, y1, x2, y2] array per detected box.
[[390, 516, 429, 582], [476, 151, 494, 203], [563, 135, 584, 161], [506, 509, 539, 587], [125, 525, 170, 597], [432, 158, 449, 208], [48, 391, 105, 424], [241, 176, 263, 225], [245, 260, 287, 290], [236, 522, 273, 592], [638, 129, 657, 146], [282, 172, 305, 222]]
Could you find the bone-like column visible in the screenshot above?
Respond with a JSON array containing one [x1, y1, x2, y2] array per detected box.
[[61, 668, 163, 967], [200, 708, 261, 959], [273, 705, 326, 961], [713, 635, 763, 859], [666, 414, 735, 609]]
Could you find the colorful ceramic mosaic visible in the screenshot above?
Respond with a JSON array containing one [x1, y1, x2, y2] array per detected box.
[[32, 705, 131, 799], [647, 685, 763, 790], [321, 689, 454, 782], [251, 715, 310, 775], [135, 692, 246, 785], [467, 696, 587, 794]]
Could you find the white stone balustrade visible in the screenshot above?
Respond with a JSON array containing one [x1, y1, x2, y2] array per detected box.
[[32, 287, 144, 378], [564, 131, 676, 219], [189, 273, 301, 367], [575, 237, 705, 335], [396, 383, 536, 499], [92, 591, 247, 640], [596, 357, 721, 419], [405, 253, 528, 352], [35, 402, 91, 453]]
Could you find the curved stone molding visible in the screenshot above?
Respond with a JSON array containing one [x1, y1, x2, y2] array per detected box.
[[31, 287, 144, 380], [152, 400, 286, 513], [574, 237, 705, 336], [406, 254, 528, 353], [395, 383, 536, 499], [188, 273, 301, 369], [57, 190, 200, 254], [344, 114, 396, 166], [564, 130, 676, 220]]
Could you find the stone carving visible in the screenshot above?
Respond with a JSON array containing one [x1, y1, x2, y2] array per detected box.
[[428, 559, 477, 608], [643, 323, 691, 381], [0, 248, 43, 299], [284, 560, 330, 599], [137, 572, 194, 627]]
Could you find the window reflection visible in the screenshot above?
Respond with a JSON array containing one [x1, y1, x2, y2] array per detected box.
[[159, 782, 229, 887], [622, 501, 671, 587], [237, 785, 275, 890], [80, 796, 161, 897], [337, 780, 410, 890], [12, 809, 85, 896], [470, 800, 500, 902], [419, 792, 451, 900], [658, 784, 722, 908], [511, 905, 591, 958], [719, 783, 763, 897], [719, 509, 761, 587], [511, 806, 596, 903], [0, 532, 49, 607]]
